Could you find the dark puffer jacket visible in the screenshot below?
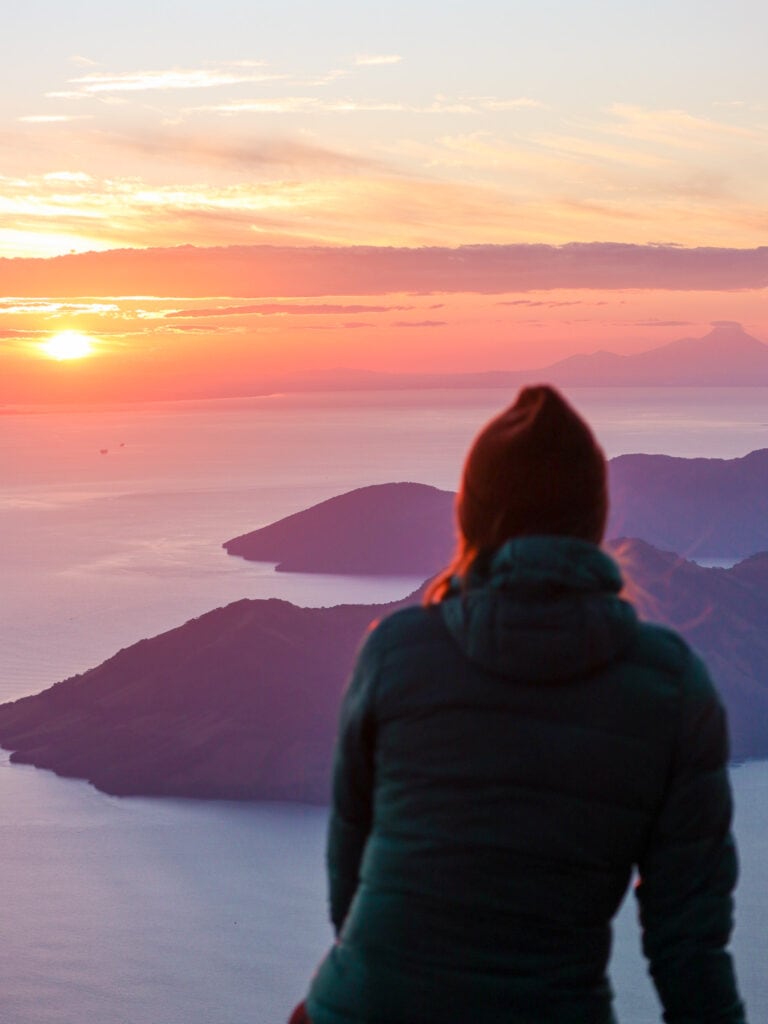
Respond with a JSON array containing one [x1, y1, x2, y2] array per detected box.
[[306, 537, 746, 1024]]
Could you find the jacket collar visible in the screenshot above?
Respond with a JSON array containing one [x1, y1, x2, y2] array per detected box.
[[468, 536, 623, 596], [441, 536, 637, 683]]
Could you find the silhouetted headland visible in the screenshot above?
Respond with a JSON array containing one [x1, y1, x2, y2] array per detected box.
[[0, 540, 766, 801], [0, 590, 421, 802], [224, 482, 454, 575]]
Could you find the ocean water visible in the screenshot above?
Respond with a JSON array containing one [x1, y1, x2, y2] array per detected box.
[[3, 387, 768, 704], [0, 751, 765, 1024], [1, 387, 767, 1023]]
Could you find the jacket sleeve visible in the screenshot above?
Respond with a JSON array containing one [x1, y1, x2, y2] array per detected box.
[[326, 633, 378, 936], [635, 650, 747, 1024]]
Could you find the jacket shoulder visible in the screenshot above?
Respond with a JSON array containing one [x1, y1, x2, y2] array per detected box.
[[627, 620, 721, 704], [362, 604, 443, 657], [349, 606, 445, 710]]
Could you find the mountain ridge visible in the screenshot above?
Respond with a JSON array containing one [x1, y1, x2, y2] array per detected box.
[[250, 323, 768, 392]]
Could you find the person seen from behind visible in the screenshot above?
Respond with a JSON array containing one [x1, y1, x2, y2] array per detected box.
[[291, 385, 746, 1024]]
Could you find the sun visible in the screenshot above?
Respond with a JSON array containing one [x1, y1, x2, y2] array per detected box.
[[42, 331, 95, 360]]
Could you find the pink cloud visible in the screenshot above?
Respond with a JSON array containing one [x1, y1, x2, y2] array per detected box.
[[90, 130, 382, 173], [1, 242, 767, 298], [630, 319, 695, 327], [496, 299, 583, 307], [165, 302, 412, 317], [391, 320, 447, 327], [301, 321, 376, 330]]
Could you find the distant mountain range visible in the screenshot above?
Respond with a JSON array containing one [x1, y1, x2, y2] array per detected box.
[[519, 321, 768, 387], [1, 538, 767, 802], [252, 322, 768, 392], [225, 449, 768, 571]]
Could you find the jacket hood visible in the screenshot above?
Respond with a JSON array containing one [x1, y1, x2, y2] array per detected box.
[[440, 536, 638, 682]]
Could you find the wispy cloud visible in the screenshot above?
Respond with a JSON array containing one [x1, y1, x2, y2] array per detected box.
[[166, 302, 413, 318], [196, 96, 479, 115], [158, 322, 245, 335], [1, 162, 533, 254], [87, 129, 382, 173], [0, 300, 119, 315], [392, 320, 446, 327], [301, 321, 377, 330], [600, 103, 766, 150], [528, 131, 670, 169], [197, 94, 537, 117], [6, 83, 768, 260], [0, 328, 49, 339], [45, 91, 97, 100], [298, 69, 351, 87], [473, 97, 544, 111], [18, 115, 93, 123], [42, 171, 94, 183], [66, 66, 281, 94], [497, 299, 583, 307], [354, 54, 403, 66], [3, 157, 768, 260], [630, 319, 695, 327]]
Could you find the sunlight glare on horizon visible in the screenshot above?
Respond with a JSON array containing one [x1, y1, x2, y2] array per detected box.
[[41, 331, 95, 360]]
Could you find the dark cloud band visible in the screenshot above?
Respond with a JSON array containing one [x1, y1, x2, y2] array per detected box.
[[2, 242, 766, 298]]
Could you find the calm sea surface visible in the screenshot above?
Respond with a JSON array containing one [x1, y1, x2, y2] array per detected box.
[[1, 388, 767, 1023]]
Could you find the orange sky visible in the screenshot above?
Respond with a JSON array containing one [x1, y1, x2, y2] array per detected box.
[[3, 2, 768, 402], [3, 261, 767, 403]]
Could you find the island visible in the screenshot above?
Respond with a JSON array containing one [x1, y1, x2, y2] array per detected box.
[[224, 482, 455, 575]]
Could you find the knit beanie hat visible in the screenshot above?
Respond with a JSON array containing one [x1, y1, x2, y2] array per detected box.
[[457, 385, 608, 548]]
